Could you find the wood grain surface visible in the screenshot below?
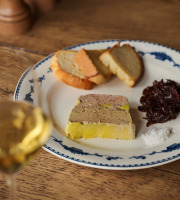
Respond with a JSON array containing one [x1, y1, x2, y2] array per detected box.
[[0, 0, 180, 199]]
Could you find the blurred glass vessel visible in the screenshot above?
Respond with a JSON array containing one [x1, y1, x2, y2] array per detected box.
[[0, 47, 52, 199]]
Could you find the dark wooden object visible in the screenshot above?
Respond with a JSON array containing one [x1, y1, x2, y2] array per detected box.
[[0, 0, 32, 35]]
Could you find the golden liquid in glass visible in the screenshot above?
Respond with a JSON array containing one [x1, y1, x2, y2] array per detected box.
[[0, 101, 51, 174]]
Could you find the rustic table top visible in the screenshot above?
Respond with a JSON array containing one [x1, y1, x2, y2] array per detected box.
[[0, 0, 180, 199]]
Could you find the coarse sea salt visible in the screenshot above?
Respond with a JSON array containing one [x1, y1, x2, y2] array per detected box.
[[142, 127, 172, 146]]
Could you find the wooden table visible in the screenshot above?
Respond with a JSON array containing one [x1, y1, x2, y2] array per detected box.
[[0, 0, 180, 199]]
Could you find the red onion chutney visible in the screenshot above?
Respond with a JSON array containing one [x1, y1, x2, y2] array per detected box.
[[138, 79, 180, 126]]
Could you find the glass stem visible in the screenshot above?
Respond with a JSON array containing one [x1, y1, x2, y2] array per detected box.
[[6, 173, 17, 200]]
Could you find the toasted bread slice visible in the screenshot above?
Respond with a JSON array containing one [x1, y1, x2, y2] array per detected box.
[[99, 42, 143, 87], [51, 50, 94, 90], [75, 49, 111, 84]]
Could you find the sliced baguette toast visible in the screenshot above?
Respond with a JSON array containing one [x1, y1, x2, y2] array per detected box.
[[75, 49, 111, 84], [99, 42, 143, 87], [50, 50, 94, 90]]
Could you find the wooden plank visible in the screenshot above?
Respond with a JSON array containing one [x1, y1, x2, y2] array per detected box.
[[155, 159, 180, 175], [0, 149, 179, 200], [0, 0, 179, 54], [0, 49, 43, 100]]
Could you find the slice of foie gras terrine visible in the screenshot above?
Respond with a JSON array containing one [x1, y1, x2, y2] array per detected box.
[[65, 94, 135, 140]]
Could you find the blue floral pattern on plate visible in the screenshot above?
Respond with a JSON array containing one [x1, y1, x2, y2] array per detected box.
[[51, 136, 123, 161], [129, 143, 180, 160], [138, 51, 180, 68]]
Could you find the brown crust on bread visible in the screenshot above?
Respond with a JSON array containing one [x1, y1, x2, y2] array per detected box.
[[99, 42, 120, 59], [51, 51, 94, 90]]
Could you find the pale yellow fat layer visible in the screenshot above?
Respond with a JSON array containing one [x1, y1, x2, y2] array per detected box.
[[65, 122, 135, 140]]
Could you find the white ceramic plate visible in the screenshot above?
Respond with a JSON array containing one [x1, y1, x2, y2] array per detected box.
[[14, 40, 180, 170]]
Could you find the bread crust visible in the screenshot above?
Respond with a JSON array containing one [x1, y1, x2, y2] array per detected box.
[[51, 51, 94, 90]]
